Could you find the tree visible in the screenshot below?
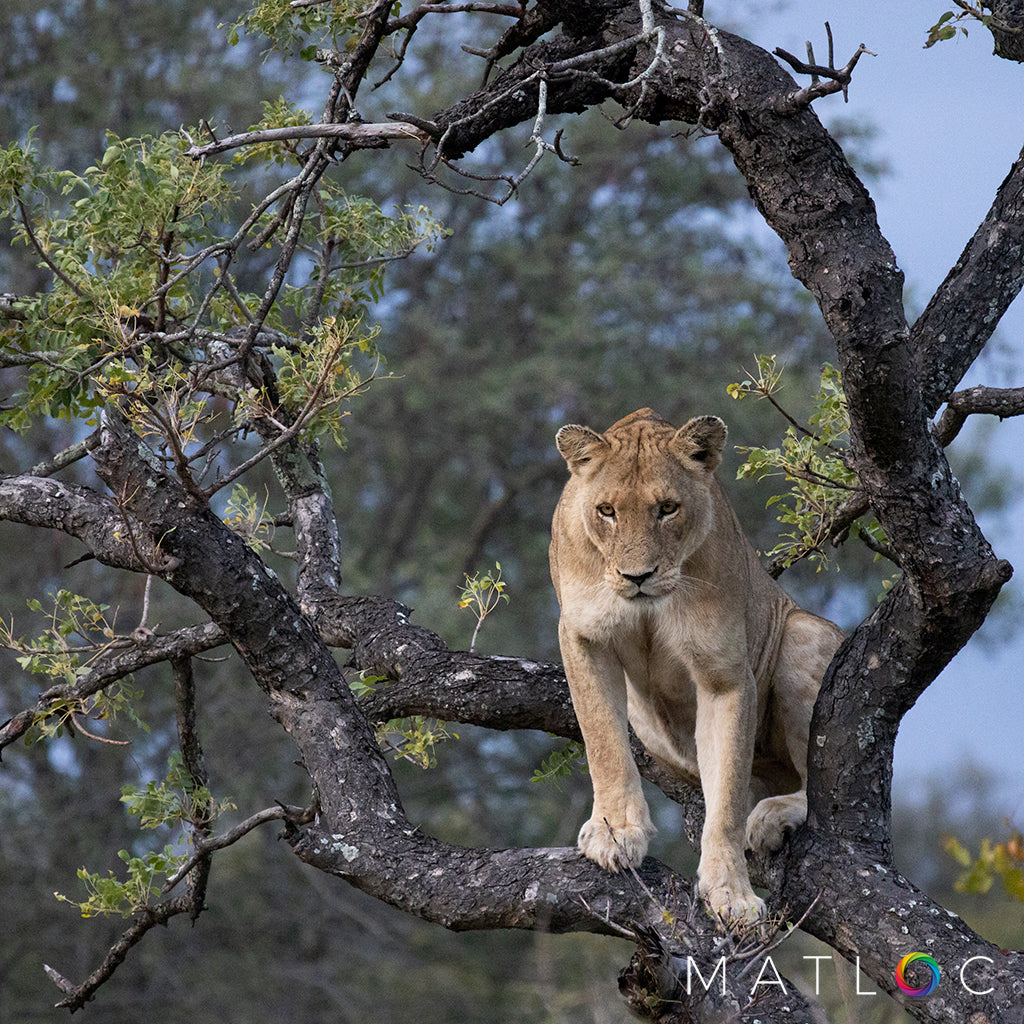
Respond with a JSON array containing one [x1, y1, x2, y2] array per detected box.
[[2, 2, 1023, 1021]]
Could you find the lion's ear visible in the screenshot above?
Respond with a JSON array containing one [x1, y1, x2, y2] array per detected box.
[[672, 415, 727, 472], [555, 424, 608, 473]]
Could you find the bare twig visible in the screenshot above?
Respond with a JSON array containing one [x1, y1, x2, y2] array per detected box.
[[774, 23, 875, 113], [162, 802, 316, 892], [50, 898, 195, 1011], [857, 526, 900, 566], [422, 0, 666, 201], [29, 430, 101, 477], [15, 198, 85, 297]]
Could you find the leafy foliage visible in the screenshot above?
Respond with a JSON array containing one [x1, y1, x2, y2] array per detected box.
[[944, 828, 1024, 901], [54, 751, 234, 919], [4, 1, 1017, 1020], [458, 562, 510, 653], [531, 740, 586, 787], [222, 484, 276, 552], [229, 0, 364, 60], [0, 123, 441, 459], [350, 672, 458, 769], [925, 4, 993, 47], [728, 356, 888, 573], [0, 590, 150, 742], [54, 846, 187, 919]]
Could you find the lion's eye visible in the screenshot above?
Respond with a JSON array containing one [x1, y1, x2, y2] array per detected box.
[[596, 503, 616, 519], [658, 500, 680, 518]]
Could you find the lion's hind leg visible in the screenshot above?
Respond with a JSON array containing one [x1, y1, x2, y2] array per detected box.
[[745, 609, 843, 853]]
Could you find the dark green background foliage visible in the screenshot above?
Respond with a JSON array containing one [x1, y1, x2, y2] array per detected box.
[[1, 4, 1020, 1023]]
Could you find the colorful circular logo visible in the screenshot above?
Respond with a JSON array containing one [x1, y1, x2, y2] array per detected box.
[[895, 953, 941, 997]]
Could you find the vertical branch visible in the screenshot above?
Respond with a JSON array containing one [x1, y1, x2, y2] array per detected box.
[[172, 655, 212, 920]]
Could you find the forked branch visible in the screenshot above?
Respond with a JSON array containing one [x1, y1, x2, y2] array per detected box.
[[774, 23, 874, 113]]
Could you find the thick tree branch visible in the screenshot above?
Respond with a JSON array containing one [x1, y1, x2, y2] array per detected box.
[[984, 0, 1024, 61], [13, 8, 1023, 1021], [0, 475, 147, 572], [912, 142, 1024, 415], [782, 830, 1024, 1021]]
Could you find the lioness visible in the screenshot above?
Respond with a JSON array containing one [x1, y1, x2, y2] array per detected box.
[[549, 408, 843, 923]]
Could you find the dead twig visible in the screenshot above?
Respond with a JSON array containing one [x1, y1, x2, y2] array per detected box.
[[774, 23, 874, 113]]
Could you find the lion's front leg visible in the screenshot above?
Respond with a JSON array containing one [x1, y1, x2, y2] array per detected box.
[[694, 666, 765, 924], [559, 625, 655, 872]]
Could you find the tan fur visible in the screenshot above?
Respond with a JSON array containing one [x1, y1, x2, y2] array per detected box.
[[550, 408, 843, 923]]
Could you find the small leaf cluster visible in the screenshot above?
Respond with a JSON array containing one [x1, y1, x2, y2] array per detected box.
[[223, 484, 276, 552], [728, 356, 885, 571], [1, 591, 150, 743], [271, 316, 381, 447], [277, 179, 445, 319], [3, 590, 117, 682], [458, 562, 510, 652], [378, 716, 459, 770], [121, 751, 233, 831], [55, 847, 186, 919], [350, 672, 458, 770], [54, 753, 235, 918], [944, 828, 1024, 901], [228, 0, 364, 60], [925, 5, 993, 47], [531, 741, 586, 787]]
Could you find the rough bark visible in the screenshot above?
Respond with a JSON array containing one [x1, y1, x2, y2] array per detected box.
[[986, 0, 1024, 62]]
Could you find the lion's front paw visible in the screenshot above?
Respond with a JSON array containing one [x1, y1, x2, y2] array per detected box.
[[577, 813, 655, 872], [698, 880, 767, 928], [745, 793, 806, 853]]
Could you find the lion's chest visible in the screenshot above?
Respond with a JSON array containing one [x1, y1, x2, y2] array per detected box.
[[611, 603, 705, 775]]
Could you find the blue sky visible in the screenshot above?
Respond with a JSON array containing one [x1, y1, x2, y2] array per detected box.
[[753, 2, 1024, 809]]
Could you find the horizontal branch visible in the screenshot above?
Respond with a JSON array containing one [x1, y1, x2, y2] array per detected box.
[[0, 475, 145, 572], [185, 121, 431, 160], [162, 801, 314, 892], [934, 383, 1024, 445], [0, 621, 227, 756], [310, 594, 705, 823]]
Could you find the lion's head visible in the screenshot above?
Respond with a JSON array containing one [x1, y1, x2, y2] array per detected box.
[[554, 408, 727, 599]]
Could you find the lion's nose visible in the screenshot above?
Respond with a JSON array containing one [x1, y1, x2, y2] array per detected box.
[[620, 568, 656, 587]]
